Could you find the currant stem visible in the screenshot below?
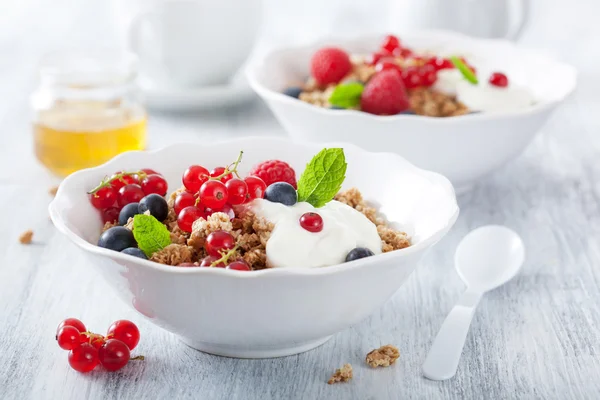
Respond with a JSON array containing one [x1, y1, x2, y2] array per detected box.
[[211, 245, 240, 267], [87, 170, 148, 195], [211, 151, 244, 181], [130, 355, 145, 361]]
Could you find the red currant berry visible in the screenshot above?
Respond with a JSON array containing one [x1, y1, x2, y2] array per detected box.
[[182, 165, 210, 193], [199, 180, 228, 209], [141, 174, 168, 196], [68, 343, 99, 373], [174, 191, 197, 215], [299, 212, 324, 233], [227, 261, 251, 271], [57, 318, 86, 334], [200, 255, 225, 268], [366, 50, 392, 66], [394, 47, 413, 58], [375, 59, 403, 76], [210, 167, 233, 183], [110, 174, 139, 191], [427, 57, 453, 71], [489, 72, 508, 87], [401, 68, 422, 89], [205, 203, 235, 220], [381, 34, 401, 53], [141, 168, 160, 176], [225, 178, 248, 205], [177, 262, 199, 267], [244, 176, 267, 201], [90, 336, 106, 350], [101, 207, 120, 224], [98, 339, 130, 372], [177, 206, 205, 233], [418, 65, 438, 87], [205, 230, 235, 257], [118, 184, 144, 207], [57, 326, 83, 350], [90, 187, 117, 210], [106, 320, 140, 350]]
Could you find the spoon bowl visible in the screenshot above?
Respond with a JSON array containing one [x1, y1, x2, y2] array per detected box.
[[455, 225, 525, 292]]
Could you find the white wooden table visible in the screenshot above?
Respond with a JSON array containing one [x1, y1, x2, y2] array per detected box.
[[1, 1, 599, 399]]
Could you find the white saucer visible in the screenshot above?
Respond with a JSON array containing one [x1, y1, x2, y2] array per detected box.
[[141, 77, 256, 112]]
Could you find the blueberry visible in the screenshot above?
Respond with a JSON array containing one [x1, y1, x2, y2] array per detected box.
[[283, 86, 303, 99], [138, 194, 169, 221], [121, 247, 148, 260], [345, 247, 375, 262], [98, 227, 136, 252], [329, 105, 345, 110], [264, 182, 297, 206], [399, 110, 416, 115], [118, 203, 140, 225]]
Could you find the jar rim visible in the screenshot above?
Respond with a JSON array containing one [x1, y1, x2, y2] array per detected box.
[[39, 49, 138, 87]]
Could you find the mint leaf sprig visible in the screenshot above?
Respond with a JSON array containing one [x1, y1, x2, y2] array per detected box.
[[132, 214, 171, 257], [328, 82, 364, 109], [449, 56, 478, 85], [297, 148, 347, 208]]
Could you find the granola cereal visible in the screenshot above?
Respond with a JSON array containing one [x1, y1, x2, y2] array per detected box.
[[327, 364, 353, 384], [150, 244, 195, 266], [365, 345, 400, 368], [19, 230, 34, 244]]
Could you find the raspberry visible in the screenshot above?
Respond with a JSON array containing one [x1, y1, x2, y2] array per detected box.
[[360, 70, 410, 115], [310, 47, 352, 86], [249, 160, 297, 189]]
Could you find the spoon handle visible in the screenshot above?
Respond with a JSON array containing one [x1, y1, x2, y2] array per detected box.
[[422, 290, 482, 381]]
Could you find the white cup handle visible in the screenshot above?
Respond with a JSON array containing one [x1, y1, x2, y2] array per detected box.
[[128, 13, 160, 58], [505, 0, 531, 40]]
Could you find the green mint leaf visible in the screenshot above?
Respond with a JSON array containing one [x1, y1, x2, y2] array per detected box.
[[297, 148, 347, 208], [449, 56, 478, 85], [132, 214, 171, 257], [328, 82, 364, 109]]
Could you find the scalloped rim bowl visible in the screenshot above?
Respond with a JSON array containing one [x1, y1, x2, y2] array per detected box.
[[50, 138, 459, 358], [247, 30, 577, 193]]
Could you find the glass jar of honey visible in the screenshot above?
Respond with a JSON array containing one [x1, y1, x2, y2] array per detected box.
[[31, 50, 147, 176]]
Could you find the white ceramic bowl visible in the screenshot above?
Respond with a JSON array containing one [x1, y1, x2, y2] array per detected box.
[[49, 138, 458, 358], [247, 31, 577, 193]]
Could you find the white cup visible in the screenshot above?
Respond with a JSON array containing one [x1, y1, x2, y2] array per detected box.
[[389, 0, 530, 40], [112, 0, 262, 88]]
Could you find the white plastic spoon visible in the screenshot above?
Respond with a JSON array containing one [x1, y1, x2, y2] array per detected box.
[[422, 225, 525, 381]]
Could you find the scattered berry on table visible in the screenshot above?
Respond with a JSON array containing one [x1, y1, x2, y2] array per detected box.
[[177, 206, 205, 233], [101, 207, 120, 224], [106, 320, 140, 350], [210, 166, 233, 183], [380, 34, 401, 53], [68, 343, 99, 373], [98, 226, 137, 252], [98, 339, 130, 372], [182, 165, 210, 193], [299, 212, 324, 233], [90, 186, 117, 210], [199, 180, 228, 209], [138, 194, 169, 222], [118, 202, 140, 225], [174, 191, 197, 215], [244, 176, 267, 201], [310, 47, 352, 85], [227, 260, 251, 271], [361, 70, 410, 115], [264, 182, 298, 206], [57, 326, 83, 350], [205, 230, 236, 257], [121, 247, 148, 259], [249, 160, 297, 189], [283, 86, 303, 98], [345, 247, 375, 262], [225, 178, 248, 205], [118, 184, 145, 207], [57, 318, 86, 334], [141, 174, 168, 196], [489, 72, 509, 87]]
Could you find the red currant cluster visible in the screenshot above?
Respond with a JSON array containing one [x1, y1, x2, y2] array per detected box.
[[56, 318, 142, 373], [178, 230, 250, 270], [368, 34, 466, 90], [88, 169, 168, 224], [175, 151, 267, 233]]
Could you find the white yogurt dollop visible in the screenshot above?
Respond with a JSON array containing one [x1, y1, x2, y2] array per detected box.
[[433, 69, 535, 113], [251, 199, 382, 269]]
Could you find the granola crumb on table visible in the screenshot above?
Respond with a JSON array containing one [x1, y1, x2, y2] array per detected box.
[[328, 363, 353, 384], [19, 230, 34, 244], [49, 185, 59, 197], [365, 345, 400, 368]]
